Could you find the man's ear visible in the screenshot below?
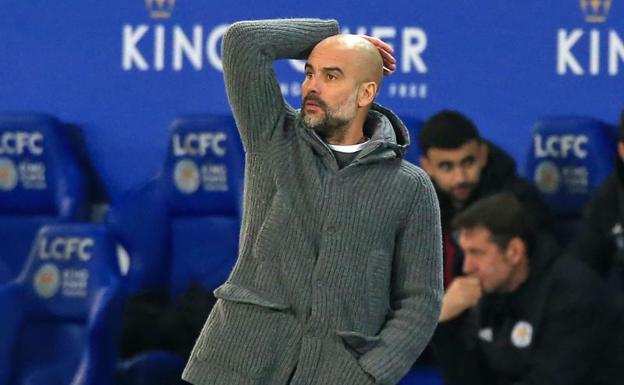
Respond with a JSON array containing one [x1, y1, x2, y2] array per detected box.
[[358, 82, 377, 107], [478, 141, 489, 168], [618, 142, 624, 163], [505, 237, 526, 265]]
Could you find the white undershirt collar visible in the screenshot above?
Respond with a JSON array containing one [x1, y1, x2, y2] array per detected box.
[[327, 140, 370, 153]]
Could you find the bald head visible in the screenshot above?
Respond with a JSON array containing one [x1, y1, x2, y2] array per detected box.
[[301, 34, 385, 143], [311, 34, 384, 88]]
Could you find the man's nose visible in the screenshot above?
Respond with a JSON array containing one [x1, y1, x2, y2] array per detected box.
[[463, 256, 476, 274], [303, 76, 320, 95], [451, 167, 468, 184]]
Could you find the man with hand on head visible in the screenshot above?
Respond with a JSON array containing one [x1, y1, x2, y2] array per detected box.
[[432, 193, 618, 385], [182, 19, 443, 385]]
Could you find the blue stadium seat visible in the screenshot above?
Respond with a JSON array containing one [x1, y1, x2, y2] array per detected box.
[[0, 223, 124, 385], [164, 115, 244, 298], [0, 114, 88, 283], [401, 116, 423, 167], [109, 115, 244, 383], [106, 176, 169, 294], [526, 117, 616, 242], [107, 114, 244, 296], [399, 366, 444, 385]]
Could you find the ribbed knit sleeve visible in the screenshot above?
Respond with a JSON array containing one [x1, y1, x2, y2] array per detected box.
[[221, 19, 339, 153], [358, 167, 443, 385]]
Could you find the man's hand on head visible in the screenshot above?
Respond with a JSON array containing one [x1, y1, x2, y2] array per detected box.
[[357, 35, 397, 76], [438, 276, 482, 322]]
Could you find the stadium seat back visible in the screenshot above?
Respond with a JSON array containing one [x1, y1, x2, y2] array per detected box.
[[163, 115, 244, 217], [0, 114, 88, 283], [526, 117, 616, 216], [164, 115, 244, 297], [1, 224, 123, 385], [170, 217, 240, 297], [111, 115, 245, 385], [106, 177, 169, 294], [106, 115, 244, 297]]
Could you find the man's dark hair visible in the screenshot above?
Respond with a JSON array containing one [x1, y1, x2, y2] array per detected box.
[[452, 193, 535, 255], [419, 110, 481, 153]]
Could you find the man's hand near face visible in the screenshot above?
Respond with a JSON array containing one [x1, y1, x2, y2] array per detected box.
[[357, 35, 396, 76], [439, 276, 482, 322]]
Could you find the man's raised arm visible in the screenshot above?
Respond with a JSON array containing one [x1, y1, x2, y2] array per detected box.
[[221, 19, 339, 153]]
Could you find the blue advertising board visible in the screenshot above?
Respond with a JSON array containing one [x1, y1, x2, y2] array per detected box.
[[0, 0, 622, 199]]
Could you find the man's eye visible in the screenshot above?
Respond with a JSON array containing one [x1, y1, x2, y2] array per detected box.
[[305, 73, 313, 79], [327, 73, 336, 80], [462, 157, 476, 167]]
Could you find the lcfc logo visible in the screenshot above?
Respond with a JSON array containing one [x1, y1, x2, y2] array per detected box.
[[146, 0, 176, 19], [580, 0, 613, 23], [34, 263, 61, 299], [534, 161, 561, 194], [173, 159, 200, 194], [0, 157, 18, 191]]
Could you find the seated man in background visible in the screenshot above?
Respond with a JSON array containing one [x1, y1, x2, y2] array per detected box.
[[419, 110, 551, 287], [567, 111, 624, 293], [431, 193, 619, 385], [565, 111, 624, 379]]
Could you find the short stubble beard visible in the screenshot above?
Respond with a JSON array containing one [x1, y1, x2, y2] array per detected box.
[[300, 90, 358, 142]]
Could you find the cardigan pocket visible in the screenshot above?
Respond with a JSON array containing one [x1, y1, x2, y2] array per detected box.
[[333, 332, 379, 385], [336, 330, 381, 358], [213, 281, 289, 310], [192, 283, 295, 380]]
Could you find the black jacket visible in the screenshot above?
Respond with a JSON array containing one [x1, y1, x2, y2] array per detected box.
[[432, 236, 618, 385], [567, 160, 624, 280], [564, 161, 624, 381]]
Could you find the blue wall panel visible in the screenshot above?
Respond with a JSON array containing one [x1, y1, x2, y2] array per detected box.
[[0, 0, 622, 199]]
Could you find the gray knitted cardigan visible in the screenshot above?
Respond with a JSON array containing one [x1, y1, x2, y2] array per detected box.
[[182, 19, 443, 385]]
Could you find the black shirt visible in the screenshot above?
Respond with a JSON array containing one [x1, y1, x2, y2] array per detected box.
[[331, 149, 360, 169], [432, 236, 620, 385]]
